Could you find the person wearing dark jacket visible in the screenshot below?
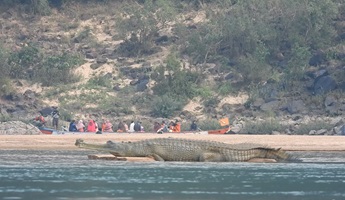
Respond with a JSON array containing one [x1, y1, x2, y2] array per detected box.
[[190, 120, 198, 131], [68, 120, 78, 132], [134, 121, 141, 132], [51, 107, 60, 130]]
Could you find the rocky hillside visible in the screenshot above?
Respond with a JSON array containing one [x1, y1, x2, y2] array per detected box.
[[0, 1, 345, 135]]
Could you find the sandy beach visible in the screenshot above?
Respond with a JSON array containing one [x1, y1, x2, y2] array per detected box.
[[0, 133, 344, 151]]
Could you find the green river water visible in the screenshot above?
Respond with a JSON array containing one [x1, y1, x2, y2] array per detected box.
[[0, 150, 344, 200]]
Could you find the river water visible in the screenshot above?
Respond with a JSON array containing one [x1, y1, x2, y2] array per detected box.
[[0, 150, 344, 200]]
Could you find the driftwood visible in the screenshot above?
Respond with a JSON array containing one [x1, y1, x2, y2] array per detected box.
[[87, 154, 156, 162]]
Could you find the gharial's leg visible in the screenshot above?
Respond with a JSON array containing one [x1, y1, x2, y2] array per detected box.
[[151, 154, 165, 161], [199, 153, 224, 162]]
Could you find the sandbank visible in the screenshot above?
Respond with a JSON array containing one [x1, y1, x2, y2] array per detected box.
[[0, 133, 344, 151]]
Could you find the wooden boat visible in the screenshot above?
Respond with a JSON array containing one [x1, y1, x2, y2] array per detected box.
[[38, 127, 56, 134], [207, 127, 230, 134]]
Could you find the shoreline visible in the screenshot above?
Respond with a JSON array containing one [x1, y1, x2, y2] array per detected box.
[[0, 134, 344, 151]]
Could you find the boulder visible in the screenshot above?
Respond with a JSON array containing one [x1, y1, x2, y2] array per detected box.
[[0, 121, 42, 135], [313, 75, 337, 95], [85, 51, 97, 59], [252, 98, 265, 109], [309, 53, 326, 66], [231, 124, 242, 134], [324, 96, 337, 107], [341, 125, 345, 135], [315, 129, 328, 135], [136, 79, 149, 92], [96, 56, 107, 64], [23, 89, 36, 100], [260, 100, 280, 111], [329, 117, 344, 126], [306, 69, 328, 79], [286, 100, 305, 114], [272, 131, 282, 135]]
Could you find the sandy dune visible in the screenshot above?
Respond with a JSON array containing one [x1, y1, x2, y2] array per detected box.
[[0, 133, 344, 151]]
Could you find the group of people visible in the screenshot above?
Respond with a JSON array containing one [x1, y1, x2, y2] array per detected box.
[[117, 121, 144, 133], [34, 107, 199, 133], [154, 119, 182, 134], [67, 119, 191, 134], [68, 118, 113, 133], [67, 119, 145, 133]]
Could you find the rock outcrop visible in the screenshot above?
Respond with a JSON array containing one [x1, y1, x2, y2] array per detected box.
[[0, 121, 42, 135]]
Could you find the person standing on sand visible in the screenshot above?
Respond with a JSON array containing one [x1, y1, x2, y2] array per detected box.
[[190, 120, 198, 131], [129, 121, 135, 132], [134, 121, 141, 132], [51, 107, 60, 130]]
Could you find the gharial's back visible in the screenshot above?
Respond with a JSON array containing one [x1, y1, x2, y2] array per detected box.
[[111, 138, 292, 162]]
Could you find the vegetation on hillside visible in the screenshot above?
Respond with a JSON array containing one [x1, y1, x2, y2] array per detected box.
[[0, 0, 344, 129]]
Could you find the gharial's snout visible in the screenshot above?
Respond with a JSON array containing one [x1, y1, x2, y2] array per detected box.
[[75, 139, 84, 147]]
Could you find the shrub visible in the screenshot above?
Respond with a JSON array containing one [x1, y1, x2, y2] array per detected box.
[[203, 97, 219, 108], [294, 121, 334, 135], [150, 95, 184, 118], [86, 76, 112, 88], [198, 119, 223, 131], [0, 43, 10, 92], [0, 78, 13, 97], [30, 0, 51, 15], [152, 53, 201, 99], [243, 119, 286, 134], [8, 45, 41, 79], [59, 109, 74, 122], [73, 27, 94, 43], [33, 53, 83, 86], [115, 0, 176, 57]]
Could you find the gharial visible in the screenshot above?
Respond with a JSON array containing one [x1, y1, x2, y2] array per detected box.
[[75, 138, 294, 162]]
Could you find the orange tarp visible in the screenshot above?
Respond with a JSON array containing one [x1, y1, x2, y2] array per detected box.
[[219, 117, 229, 126]]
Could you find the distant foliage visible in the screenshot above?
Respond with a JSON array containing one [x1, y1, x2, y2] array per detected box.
[[294, 121, 334, 135], [115, 0, 176, 56], [0, 43, 9, 78], [8, 45, 41, 79], [243, 119, 286, 135], [180, 0, 339, 89], [152, 53, 201, 99], [0, 43, 12, 96], [198, 119, 222, 131], [33, 53, 83, 86], [150, 94, 184, 118], [0, 77, 13, 97], [7, 44, 83, 86], [30, 0, 51, 15], [86, 76, 112, 88]]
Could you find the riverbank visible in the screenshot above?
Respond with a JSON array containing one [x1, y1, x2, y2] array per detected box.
[[0, 133, 344, 151]]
